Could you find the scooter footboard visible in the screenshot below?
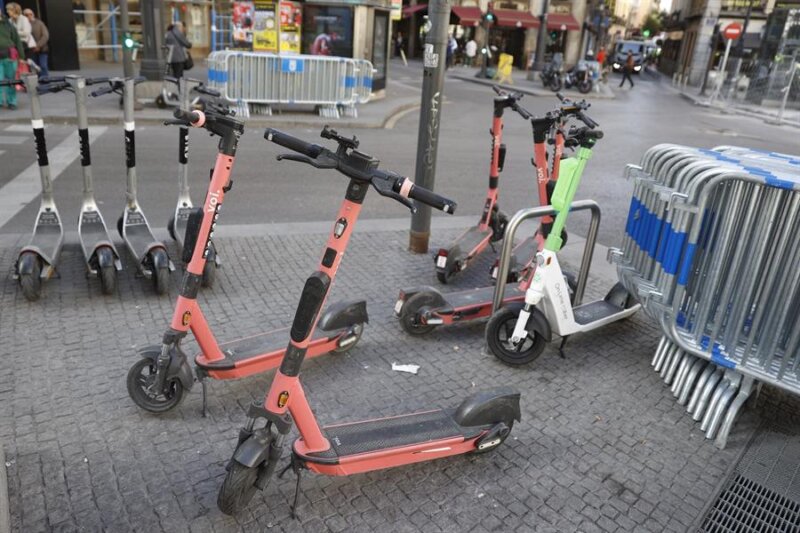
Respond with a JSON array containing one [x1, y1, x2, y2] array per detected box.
[[453, 387, 521, 427]]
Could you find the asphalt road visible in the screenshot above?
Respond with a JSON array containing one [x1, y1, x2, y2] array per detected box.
[[1, 60, 798, 248]]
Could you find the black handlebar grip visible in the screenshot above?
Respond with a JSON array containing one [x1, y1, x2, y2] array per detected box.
[[173, 108, 201, 124], [264, 128, 323, 158], [577, 111, 599, 129], [556, 92, 567, 102], [85, 76, 110, 86], [90, 85, 115, 97], [407, 183, 457, 214]]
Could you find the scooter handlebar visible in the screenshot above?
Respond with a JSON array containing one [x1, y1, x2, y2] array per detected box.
[[403, 178, 457, 214], [0, 79, 23, 88], [37, 81, 70, 94], [173, 107, 204, 126], [85, 76, 110, 86], [264, 128, 324, 158], [576, 110, 599, 129], [193, 85, 221, 97], [90, 84, 116, 97]]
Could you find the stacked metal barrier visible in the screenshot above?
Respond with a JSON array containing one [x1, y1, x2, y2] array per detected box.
[[206, 51, 375, 119], [608, 145, 800, 448]]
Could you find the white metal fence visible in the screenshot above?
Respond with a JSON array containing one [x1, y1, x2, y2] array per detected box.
[[207, 51, 375, 119]]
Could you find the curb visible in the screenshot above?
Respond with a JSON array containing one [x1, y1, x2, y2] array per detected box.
[[449, 73, 617, 100], [0, 446, 9, 533], [674, 88, 800, 129]]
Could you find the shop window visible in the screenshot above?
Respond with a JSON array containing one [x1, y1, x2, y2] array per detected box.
[[302, 5, 354, 57]]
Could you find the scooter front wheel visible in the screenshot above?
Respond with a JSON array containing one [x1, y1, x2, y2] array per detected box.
[[100, 265, 116, 295], [19, 252, 42, 302], [155, 94, 167, 109], [486, 307, 546, 366], [150, 249, 171, 295], [218, 461, 259, 516], [399, 292, 439, 336], [127, 357, 186, 413], [167, 216, 176, 241]]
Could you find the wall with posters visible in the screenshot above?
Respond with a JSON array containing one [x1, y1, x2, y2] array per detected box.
[[280, 1, 303, 54], [253, 0, 279, 52]]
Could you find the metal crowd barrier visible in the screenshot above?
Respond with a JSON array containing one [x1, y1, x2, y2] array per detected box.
[[608, 144, 800, 448], [207, 50, 375, 119]]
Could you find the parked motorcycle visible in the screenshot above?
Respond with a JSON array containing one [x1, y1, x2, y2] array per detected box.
[[540, 63, 563, 92], [563, 65, 593, 94]]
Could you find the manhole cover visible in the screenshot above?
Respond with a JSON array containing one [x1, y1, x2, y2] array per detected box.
[[700, 426, 800, 532]]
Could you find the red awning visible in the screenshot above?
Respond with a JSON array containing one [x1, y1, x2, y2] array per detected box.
[[451, 6, 482, 26], [546, 13, 580, 31], [493, 9, 540, 29], [402, 4, 427, 17]]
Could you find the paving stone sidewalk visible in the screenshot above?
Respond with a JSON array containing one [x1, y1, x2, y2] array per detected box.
[[0, 224, 764, 532]]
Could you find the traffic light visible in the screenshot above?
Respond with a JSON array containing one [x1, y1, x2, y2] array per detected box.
[[642, 29, 651, 38], [122, 32, 137, 50]]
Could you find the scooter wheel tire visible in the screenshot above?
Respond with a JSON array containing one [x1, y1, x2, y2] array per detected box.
[[116, 216, 124, 237], [436, 270, 450, 284], [218, 461, 259, 516], [167, 216, 176, 241], [400, 292, 439, 336], [578, 81, 593, 94], [332, 323, 363, 353], [127, 357, 186, 413], [473, 421, 514, 454], [19, 253, 42, 302], [154, 266, 170, 295], [155, 94, 167, 109], [486, 307, 546, 366], [99, 265, 116, 295], [548, 78, 563, 92], [201, 261, 216, 288]]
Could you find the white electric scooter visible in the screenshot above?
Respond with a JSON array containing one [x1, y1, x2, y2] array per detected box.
[[486, 127, 640, 365]]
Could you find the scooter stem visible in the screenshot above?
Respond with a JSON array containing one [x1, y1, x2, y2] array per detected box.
[[24, 75, 54, 202], [71, 78, 96, 203], [545, 146, 593, 252], [123, 78, 138, 209]]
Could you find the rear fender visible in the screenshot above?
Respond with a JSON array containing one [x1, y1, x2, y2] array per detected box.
[[399, 286, 446, 307], [453, 387, 521, 427], [17, 251, 40, 276], [318, 300, 368, 331], [95, 246, 116, 269], [502, 302, 552, 342]]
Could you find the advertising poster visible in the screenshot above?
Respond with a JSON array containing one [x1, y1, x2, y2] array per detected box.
[[232, 1, 255, 49], [391, 0, 401, 22], [279, 1, 302, 54], [253, 1, 278, 52], [302, 6, 354, 57]]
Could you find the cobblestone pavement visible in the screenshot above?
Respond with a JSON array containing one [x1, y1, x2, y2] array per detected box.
[[0, 225, 764, 532]]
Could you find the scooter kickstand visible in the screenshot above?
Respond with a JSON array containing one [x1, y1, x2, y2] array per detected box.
[[278, 455, 304, 519], [201, 378, 208, 418], [558, 336, 570, 359]]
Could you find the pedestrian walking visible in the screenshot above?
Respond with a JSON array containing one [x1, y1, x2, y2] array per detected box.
[[465, 37, 477, 67], [0, 10, 24, 109], [446, 34, 457, 69], [164, 21, 192, 79], [596, 47, 606, 67], [619, 50, 635, 89], [5, 3, 33, 55], [23, 9, 48, 78]]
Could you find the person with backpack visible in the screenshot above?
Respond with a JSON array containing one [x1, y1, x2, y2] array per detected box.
[[165, 21, 192, 79], [0, 10, 24, 109]]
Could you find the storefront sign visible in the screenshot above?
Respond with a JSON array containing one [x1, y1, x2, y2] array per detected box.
[[280, 1, 303, 54], [391, 0, 402, 21], [253, 0, 279, 52]]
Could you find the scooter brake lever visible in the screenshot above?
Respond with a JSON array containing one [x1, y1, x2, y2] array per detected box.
[[371, 179, 416, 213]]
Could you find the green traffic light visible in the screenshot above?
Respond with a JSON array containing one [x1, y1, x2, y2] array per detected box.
[[643, 29, 651, 37], [123, 33, 136, 49]]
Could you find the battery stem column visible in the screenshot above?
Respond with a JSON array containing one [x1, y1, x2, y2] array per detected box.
[[119, 0, 134, 78], [409, 0, 451, 253]]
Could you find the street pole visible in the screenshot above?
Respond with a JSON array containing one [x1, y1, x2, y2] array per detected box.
[[119, 0, 134, 78], [710, 37, 732, 105], [409, 0, 451, 254], [729, 0, 753, 94], [479, 21, 491, 78], [700, 24, 720, 96], [532, 0, 550, 72], [140, 0, 166, 80]]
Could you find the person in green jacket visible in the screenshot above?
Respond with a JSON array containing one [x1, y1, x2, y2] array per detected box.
[[0, 10, 25, 109]]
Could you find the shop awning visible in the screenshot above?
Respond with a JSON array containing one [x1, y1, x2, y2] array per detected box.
[[546, 13, 580, 31], [402, 4, 427, 18], [451, 6, 482, 26], [494, 9, 540, 29]]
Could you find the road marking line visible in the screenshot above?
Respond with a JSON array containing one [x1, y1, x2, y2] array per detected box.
[[0, 135, 27, 144], [0, 126, 107, 230]]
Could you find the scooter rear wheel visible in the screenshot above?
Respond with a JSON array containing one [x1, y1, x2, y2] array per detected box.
[[127, 357, 186, 413], [155, 94, 167, 109], [99, 265, 116, 295], [331, 323, 364, 353], [218, 461, 259, 516], [486, 307, 546, 366], [473, 421, 514, 454], [19, 252, 42, 302], [399, 292, 439, 336]]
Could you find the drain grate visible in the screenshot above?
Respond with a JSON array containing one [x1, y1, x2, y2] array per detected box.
[[699, 425, 800, 533], [701, 474, 800, 532]]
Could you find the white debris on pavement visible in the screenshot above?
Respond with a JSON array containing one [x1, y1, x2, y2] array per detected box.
[[391, 362, 420, 374]]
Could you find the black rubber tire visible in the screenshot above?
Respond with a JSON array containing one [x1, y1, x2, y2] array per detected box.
[[126, 357, 186, 413], [331, 323, 364, 353], [473, 421, 514, 454], [548, 77, 563, 92], [486, 307, 547, 366], [218, 461, 260, 516], [167, 216, 176, 241], [149, 249, 170, 295], [155, 94, 167, 109], [436, 270, 450, 284], [560, 228, 568, 248], [578, 80, 593, 94], [116, 216, 124, 237], [99, 265, 116, 295], [490, 209, 508, 243], [19, 253, 42, 302], [399, 292, 439, 336]]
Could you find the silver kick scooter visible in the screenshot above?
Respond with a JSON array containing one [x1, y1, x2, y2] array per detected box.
[[4, 73, 65, 301], [91, 77, 175, 294], [68, 75, 122, 294], [166, 77, 221, 287]]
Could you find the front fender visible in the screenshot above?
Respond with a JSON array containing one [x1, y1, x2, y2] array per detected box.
[[232, 428, 273, 468], [138, 344, 194, 392], [501, 302, 552, 342]]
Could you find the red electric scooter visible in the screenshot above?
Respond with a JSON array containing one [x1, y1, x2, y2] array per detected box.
[[397, 94, 597, 336], [125, 110, 368, 416], [216, 127, 520, 516]]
